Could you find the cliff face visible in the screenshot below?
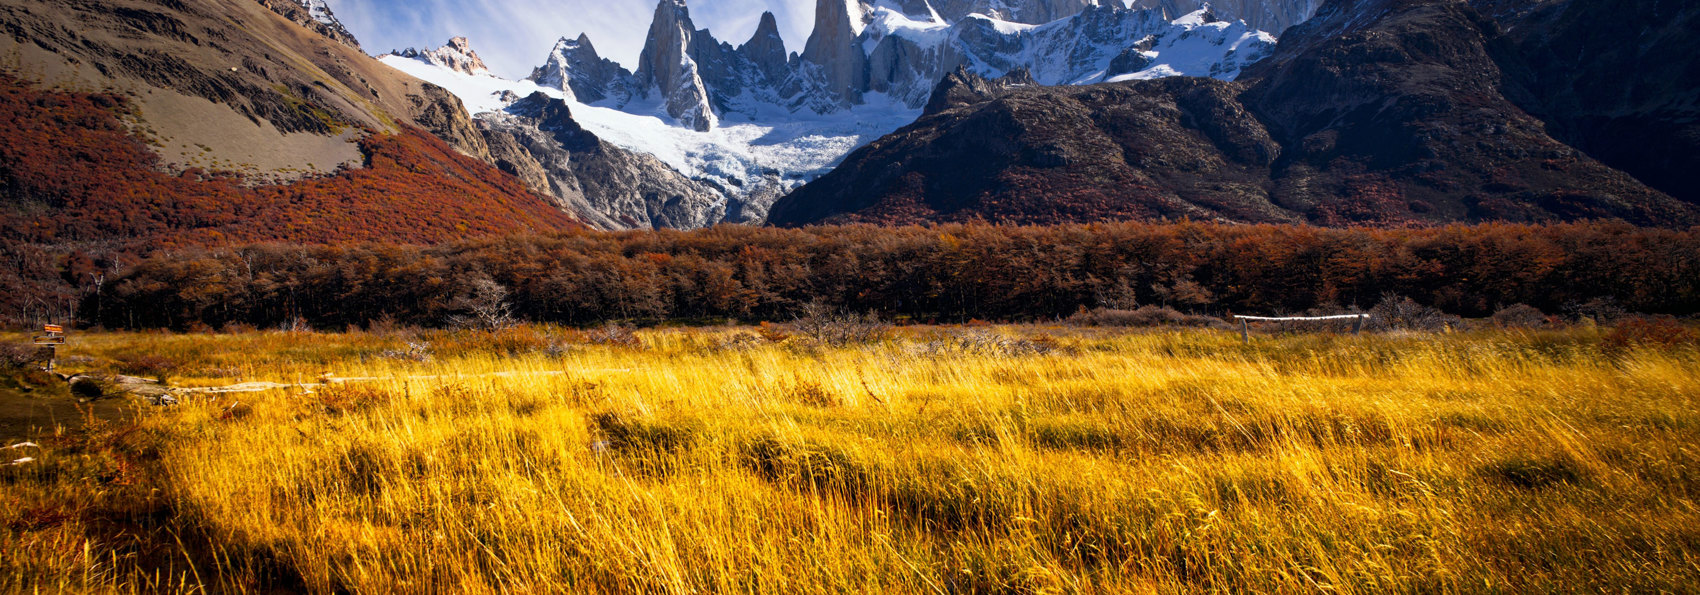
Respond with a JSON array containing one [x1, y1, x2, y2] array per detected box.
[[768, 0, 1699, 228], [632, 0, 718, 131], [798, 0, 873, 109]]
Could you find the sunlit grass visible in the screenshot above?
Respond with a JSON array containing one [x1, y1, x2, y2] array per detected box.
[[2, 325, 1697, 593]]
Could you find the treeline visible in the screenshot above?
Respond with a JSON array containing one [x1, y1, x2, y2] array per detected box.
[[83, 221, 1700, 330]]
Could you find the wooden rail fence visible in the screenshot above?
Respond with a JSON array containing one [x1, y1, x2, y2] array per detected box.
[[1233, 314, 1369, 343]]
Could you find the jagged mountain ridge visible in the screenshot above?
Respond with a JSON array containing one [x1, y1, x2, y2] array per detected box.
[[766, 0, 1700, 228], [533, 0, 1276, 126], [384, 1, 1276, 229]]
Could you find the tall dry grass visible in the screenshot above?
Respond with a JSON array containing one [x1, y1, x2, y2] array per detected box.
[[2, 325, 1697, 593]]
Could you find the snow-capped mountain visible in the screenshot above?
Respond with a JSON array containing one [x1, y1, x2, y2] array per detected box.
[[391, 37, 491, 76], [530, 35, 637, 105], [379, 0, 1276, 229], [533, 0, 1274, 127], [857, 3, 1275, 107]]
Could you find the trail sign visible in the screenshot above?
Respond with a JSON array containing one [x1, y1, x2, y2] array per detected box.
[[43, 324, 63, 334], [33, 336, 66, 345]]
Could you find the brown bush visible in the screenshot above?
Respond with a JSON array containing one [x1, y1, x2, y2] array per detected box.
[[1492, 304, 1554, 329], [1065, 306, 1225, 329], [0, 343, 45, 369], [1367, 295, 1462, 332], [792, 302, 890, 347], [586, 323, 642, 348], [1602, 316, 1699, 353], [115, 354, 183, 385]]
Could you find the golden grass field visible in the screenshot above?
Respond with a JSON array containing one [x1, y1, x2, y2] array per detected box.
[[1, 325, 1697, 593]]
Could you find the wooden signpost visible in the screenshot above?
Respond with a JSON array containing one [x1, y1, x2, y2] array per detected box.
[[34, 324, 65, 371]]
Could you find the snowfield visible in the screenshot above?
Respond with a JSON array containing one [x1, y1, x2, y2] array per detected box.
[[382, 55, 921, 196]]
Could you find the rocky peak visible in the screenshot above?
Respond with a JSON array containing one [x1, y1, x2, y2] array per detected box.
[[634, 0, 719, 131], [740, 12, 791, 83], [923, 66, 1036, 115], [392, 37, 490, 76], [529, 34, 635, 104]]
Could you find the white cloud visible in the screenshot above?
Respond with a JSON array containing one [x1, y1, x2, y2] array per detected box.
[[327, 0, 818, 80]]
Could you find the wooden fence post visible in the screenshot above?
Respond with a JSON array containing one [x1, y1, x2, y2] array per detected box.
[[1240, 318, 1250, 344], [1352, 314, 1364, 335]]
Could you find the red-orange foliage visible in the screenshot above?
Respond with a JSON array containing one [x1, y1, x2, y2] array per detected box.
[[0, 74, 578, 249], [91, 221, 1700, 330]]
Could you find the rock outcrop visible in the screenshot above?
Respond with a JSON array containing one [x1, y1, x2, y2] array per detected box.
[[255, 0, 363, 50], [392, 37, 490, 76], [739, 12, 792, 90], [799, 0, 873, 109], [923, 67, 1036, 115]]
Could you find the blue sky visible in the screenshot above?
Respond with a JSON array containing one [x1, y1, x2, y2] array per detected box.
[[328, 0, 818, 80]]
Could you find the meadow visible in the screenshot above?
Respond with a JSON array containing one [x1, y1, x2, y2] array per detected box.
[[1, 323, 1697, 593]]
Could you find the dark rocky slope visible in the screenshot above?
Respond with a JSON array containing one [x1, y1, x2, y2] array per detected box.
[[479, 94, 724, 230], [769, 0, 1699, 227], [1487, 0, 1700, 205]]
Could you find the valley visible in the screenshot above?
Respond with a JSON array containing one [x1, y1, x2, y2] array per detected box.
[[0, 0, 1697, 591]]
